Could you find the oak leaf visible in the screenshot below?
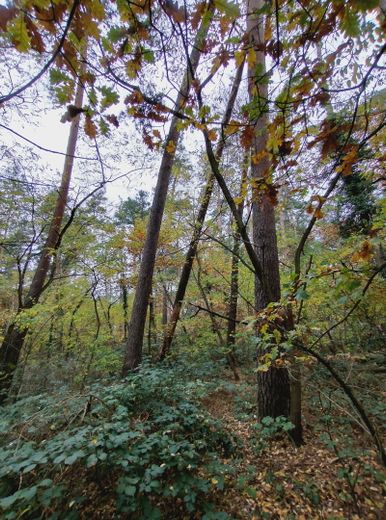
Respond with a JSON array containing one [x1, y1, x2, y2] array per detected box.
[[84, 116, 97, 138]]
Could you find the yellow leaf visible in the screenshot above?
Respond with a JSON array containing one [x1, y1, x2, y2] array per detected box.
[[267, 133, 281, 154], [247, 48, 257, 67], [251, 150, 268, 164], [193, 122, 206, 131], [86, 20, 100, 39], [264, 19, 273, 41], [166, 140, 176, 153], [352, 240, 372, 262], [260, 323, 269, 334], [210, 56, 221, 74], [224, 120, 239, 136], [7, 13, 30, 52], [89, 0, 105, 20], [234, 49, 245, 66], [337, 147, 358, 176]]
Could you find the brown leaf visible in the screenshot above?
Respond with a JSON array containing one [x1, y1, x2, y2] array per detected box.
[[207, 129, 217, 141], [163, 0, 185, 23], [25, 18, 45, 52], [84, 116, 97, 138], [0, 5, 16, 31], [240, 125, 254, 150], [352, 240, 373, 262], [190, 1, 206, 30], [106, 114, 119, 128]]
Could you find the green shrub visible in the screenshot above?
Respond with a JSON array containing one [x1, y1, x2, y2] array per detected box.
[[0, 365, 236, 519]]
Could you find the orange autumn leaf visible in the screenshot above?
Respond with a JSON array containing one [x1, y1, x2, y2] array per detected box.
[[251, 150, 268, 165], [240, 125, 254, 149], [84, 116, 97, 138], [207, 129, 217, 141], [337, 147, 359, 176], [352, 240, 373, 262], [166, 140, 176, 153]]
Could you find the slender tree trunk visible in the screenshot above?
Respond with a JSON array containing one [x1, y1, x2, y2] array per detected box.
[[159, 61, 244, 360], [121, 278, 129, 340], [122, 7, 214, 374], [194, 260, 224, 346], [0, 76, 84, 404], [226, 162, 248, 381], [148, 291, 157, 354], [162, 284, 168, 327], [247, 0, 293, 425]]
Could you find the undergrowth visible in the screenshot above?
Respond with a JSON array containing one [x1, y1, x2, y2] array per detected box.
[[0, 363, 237, 519]]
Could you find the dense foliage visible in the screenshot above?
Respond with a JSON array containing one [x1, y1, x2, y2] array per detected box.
[[0, 0, 385, 517]]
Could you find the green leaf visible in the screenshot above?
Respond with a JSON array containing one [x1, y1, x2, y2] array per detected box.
[[245, 486, 257, 499], [50, 69, 71, 85], [143, 49, 155, 64], [38, 479, 53, 488], [341, 9, 360, 37], [261, 416, 274, 426], [99, 86, 119, 109], [352, 0, 379, 11], [295, 288, 310, 301], [22, 463, 37, 473], [125, 485, 136, 496], [213, 0, 240, 18], [0, 494, 19, 509], [86, 454, 98, 467], [7, 14, 31, 52], [64, 450, 85, 465], [107, 26, 127, 43]]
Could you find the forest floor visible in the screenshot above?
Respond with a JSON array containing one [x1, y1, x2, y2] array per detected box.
[[1, 364, 385, 519], [81, 372, 386, 519], [202, 376, 386, 520]]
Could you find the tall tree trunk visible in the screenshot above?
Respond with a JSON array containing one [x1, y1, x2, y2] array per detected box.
[[162, 284, 168, 327], [226, 162, 248, 381], [147, 291, 157, 355], [159, 61, 244, 360], [121, 278, 129, 341], [122, 7, 214, 374], [0, 76, 84, 404], [247, 0, 292, 423]]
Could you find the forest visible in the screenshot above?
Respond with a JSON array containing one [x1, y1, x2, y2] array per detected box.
[[0, 0, 385, 518]]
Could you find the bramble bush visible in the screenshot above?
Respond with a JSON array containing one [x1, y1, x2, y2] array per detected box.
[[0, 364, 237, 519]]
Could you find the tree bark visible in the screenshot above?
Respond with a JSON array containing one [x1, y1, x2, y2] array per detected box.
[[226, 161, 248, 380], [162, 284, 168, 327], [0, 75, 84, 404], [122, 6, 214, 374], [158, 61, 244, 360], [247, 0, 292, 426]]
